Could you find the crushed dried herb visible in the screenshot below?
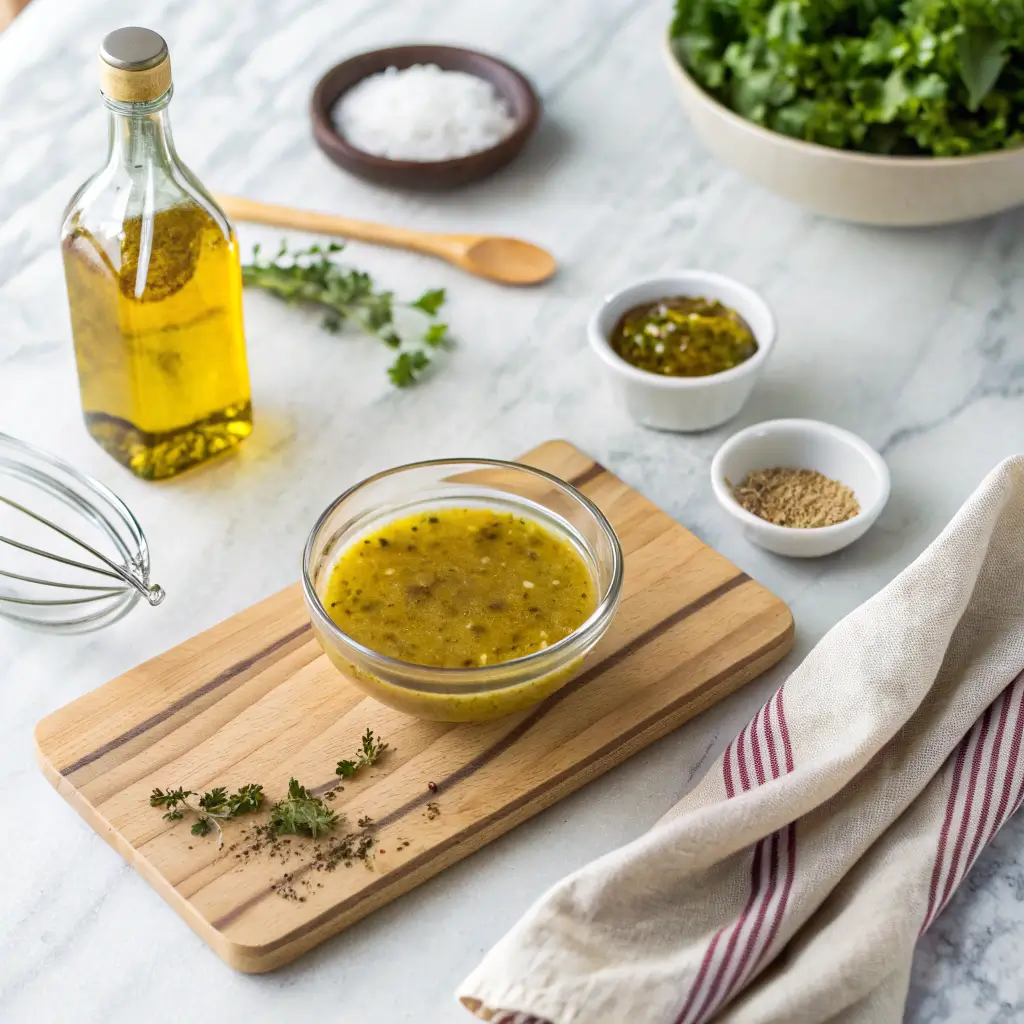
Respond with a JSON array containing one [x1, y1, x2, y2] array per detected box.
[[309, 820, 377, 874], [233, 808, 379, 901], [730, 467, 860, 529]]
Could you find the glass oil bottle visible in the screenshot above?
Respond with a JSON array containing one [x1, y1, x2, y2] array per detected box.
[[61, 27, 252, 480]]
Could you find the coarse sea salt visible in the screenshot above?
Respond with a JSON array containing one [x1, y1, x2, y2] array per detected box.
[[334, 63, 517, 162]]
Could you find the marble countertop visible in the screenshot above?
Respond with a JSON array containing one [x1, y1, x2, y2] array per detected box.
[[2, 0, 1024, 1021]]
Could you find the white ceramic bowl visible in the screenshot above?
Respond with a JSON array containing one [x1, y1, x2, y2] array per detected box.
[[663, 35, 1024, 227], [588, 271, 775, 432], [711, 419, 890, 557]]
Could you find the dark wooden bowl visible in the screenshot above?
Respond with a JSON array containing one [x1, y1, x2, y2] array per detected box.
[[310, 44, 541, 190]]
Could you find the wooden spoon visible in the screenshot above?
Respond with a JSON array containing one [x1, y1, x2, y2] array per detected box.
[[215, 195, 556, 286]]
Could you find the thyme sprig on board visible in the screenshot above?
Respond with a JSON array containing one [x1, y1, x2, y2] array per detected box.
[[241, 241, 452, 387], [151, 777, 338, 844], [336, 728, 390, 779], [268, 778, 339, 839], [153, 727, 393, 845], [150, 783, 265, 848]]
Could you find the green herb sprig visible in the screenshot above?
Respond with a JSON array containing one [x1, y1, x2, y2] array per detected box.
[[336, 728, 390, 779], [268, 778, 339, 839], [241, 242, 452, 387], [150, 783, 265, 847], [152, 728, 392, 844]]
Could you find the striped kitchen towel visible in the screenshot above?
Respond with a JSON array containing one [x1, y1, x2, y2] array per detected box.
[[458, 455, 1024, 1024]]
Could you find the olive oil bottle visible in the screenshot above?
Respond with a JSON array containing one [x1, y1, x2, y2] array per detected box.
[[61, 27, 252, 480]]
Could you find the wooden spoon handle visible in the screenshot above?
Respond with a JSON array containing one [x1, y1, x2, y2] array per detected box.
[[214, 195, 463, 260]]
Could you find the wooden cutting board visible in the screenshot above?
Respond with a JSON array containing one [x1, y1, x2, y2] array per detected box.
[[35, 441, 793, 973]]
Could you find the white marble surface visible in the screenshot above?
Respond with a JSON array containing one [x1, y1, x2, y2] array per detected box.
[[1, 0, 1023, 1021]]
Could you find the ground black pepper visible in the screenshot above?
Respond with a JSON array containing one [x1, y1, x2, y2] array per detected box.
[[233, 811, 379, 902]]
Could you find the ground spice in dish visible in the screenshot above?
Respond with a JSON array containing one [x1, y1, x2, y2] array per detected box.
[[730, 467, 860, 528]]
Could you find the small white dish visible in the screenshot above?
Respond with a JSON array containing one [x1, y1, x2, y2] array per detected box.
[[587, 270, 775, 432], [711, 419, 890, 558]]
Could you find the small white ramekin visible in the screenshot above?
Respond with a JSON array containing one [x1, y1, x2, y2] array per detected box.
[[710, 419, 890, 558], [587, 271, 776, 432]]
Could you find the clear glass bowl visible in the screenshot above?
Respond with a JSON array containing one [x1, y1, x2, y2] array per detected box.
[[302, 458, 623, 722]]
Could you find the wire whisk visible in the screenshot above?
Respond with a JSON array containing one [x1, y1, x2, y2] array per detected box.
[[0, 432, 164, 633]]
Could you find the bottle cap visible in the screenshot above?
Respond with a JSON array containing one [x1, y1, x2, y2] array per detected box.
[[99, 27, 171, 103]]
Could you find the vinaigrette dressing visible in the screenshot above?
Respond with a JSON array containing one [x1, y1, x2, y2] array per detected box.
[[324, 507, 596, 669]]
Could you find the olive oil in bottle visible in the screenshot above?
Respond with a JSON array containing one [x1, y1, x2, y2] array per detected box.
[[61, 27, 252, 480]]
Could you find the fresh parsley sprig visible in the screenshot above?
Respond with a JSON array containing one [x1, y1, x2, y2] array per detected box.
[[241, 241, 451, 387], [269, 778, 339, 839], [150, 783, 265, 847], [411, 288, 446, 316], [336, 728, 390, 779]]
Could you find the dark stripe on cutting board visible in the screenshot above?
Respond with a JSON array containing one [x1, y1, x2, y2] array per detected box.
[[59, 622, 313, 776], [212, 571, 752, 932], [218, 613, 789, 945], [567, 461, 607, 489]]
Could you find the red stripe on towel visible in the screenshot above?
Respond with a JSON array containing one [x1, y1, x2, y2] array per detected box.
[[680, 713, 761, 1022], [921, 677, 1024, 936], [723, 734, 736, 799], [736, 721, 752, 792], [724, 831, 779, 1003], [961, 693, 1011, 882], [922, 677, 1024, 934], [984, 672, 1024, 850], [678, 687, 798, 1024], [686, 723, 765, 1022], [758, 822, 796, 974], [751, 705, 766, 786], [776, 686, 794, 773], [724, 696, 788, 999], [689, 842, 765, 1024], [697, 693, 798, 1021], [1008, 721, 1024, 817], [922, 733, 970, 932], [754, 693, 797, 972], [764, 693, 780, 780], [676, 930, 724, 1024], [999, 681, 1024, 824], [937, 708, 992, 914]]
